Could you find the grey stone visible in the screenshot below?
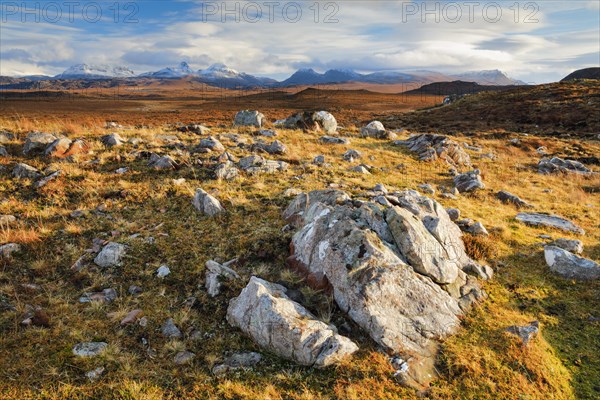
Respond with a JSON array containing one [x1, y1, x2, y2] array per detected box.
[[0, 243, 21, 258], [496, 191, 533, 208], [516, 213, 585, 235], [538, 157, 591, 175], [205, 259, 240, 297], [0, 146, 8, 157], [394, 133, 471, 168], [549, 238, 583, 254], [198, 136, 225, 152], [161, 318, 182, 339], [13, 163, 42, 180], [72, 342, 108, 357], [342, 149, 361, 161], [214, 162, 240, 180], [100, 133, 124, 147], [212, 351, 262, 375], [23, 132, 57, 155], [174, 350, 195, 365], [156, 265, 171, 278], [506, 321, 539, 346], [227, 277, 358, 367], [321, 136, 349, 145], [454, 170, 485, 193], [234, 110, 265, 127], [284, 111, 337, 134], [192, 189, 224, 216], [544, 246, 599, 280], [94, 242, 126, 268], [446, 208, 460, 221], [148, 155, 177, 169]]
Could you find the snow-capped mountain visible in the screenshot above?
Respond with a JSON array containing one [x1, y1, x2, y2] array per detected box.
[[55, 64, 135, 79], [139, 62, 194, 78], [195, 63, 277, 88], [451, 69, 527, 85]]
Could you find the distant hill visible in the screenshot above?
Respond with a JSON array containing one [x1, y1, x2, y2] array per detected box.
[[404, 80, 521, 96], [560, 67, 600, 82], [450, 69, 527, 85], [385, 81, 600, 136]]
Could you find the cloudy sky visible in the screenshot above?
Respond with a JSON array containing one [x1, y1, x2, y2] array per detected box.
[[1, 1, 599, 83]]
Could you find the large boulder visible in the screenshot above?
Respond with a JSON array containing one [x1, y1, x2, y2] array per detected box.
[[284, 189, 488, 388], [234, 110, 265, 128], [544, 246, 599, 280], [227, 277, 358, 367], [284, 111, 337, 134], [394, 134, 472, 168], [360, 121, 396, 139], [23, 132, 57, 155]]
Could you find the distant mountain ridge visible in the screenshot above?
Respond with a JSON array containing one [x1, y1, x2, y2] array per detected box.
[[4, 61, 529, 89], [560, 67, 600, 82]]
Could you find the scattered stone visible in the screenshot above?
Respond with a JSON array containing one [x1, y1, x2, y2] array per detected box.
[[0, 131, 15, 143], [360, 121, 396, 139], [45, 138, 89, 158], [234, 110, 265, 127], [79, 288, 118, 303], [350, 165, 370, 174], [161, 318, 182, 339], [261, 140, 287, 155], [418, 184, 435, 195], [148, 155, 177, 169], [174, 351, 195, 365], [394, 133, 471, 168], [464, 221, 489, 236], [506, 321, 539, 346], [177, 124, 210, 134], [214, 162, 240, 180], [544, 246, 599, 280], [453, 170, 485, 193], [538, 157, 591, 175], [72, 342, 108, 357], [342, 149, 361, 161], [13, 163, 42, 180], [238, 155, 288, 174], [496, 191, 533, 208], [205, 259, 240, 297], [212, 352, 262, 375], [198, 136, 225, 152], [0, 215, 17, 225], [36, 170, 61, 188], [115, 167, 128, 174], [516, 213, 585, 235], [320, 136, 349, 145], [0, 146, 9, 157], [193, 189, 224, 216], [257, 129, 277, 137], [156, 265, 171, 278], [94, 242, 126, 268], [284, 188, 303, 197], [313, 155, 325, 165], [85, 367, 105, 381], [446, 208, 460, 221], [105, 121, 122, 129], [228, 277, 358, 367], [23, 132, 57, 155], [549, 238, 583, 254], [121, 309, 143, 325], [128, 285, 142, 295], [284, 111, 337, 134], [0, 243, 21, 258], [100, 133, 124, 147]]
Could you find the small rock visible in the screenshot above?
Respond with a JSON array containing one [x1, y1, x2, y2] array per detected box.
[[0, 215, 17, 225], [446, 208, 460, 221], [156, 265, 171, 278], [0, 243, 21, 258], [496, 190, 533, 208], [313, 155, 325, 165], [128, 285, 142, 295], [350, 165, 370, 174], [85, 367, 105, 381], [174, 350, 195, 365], [148, 155, 177, 169], [454, 170, 485, 193], [121, 309, 143, 325], [193, 189, 225, 216], [342, 149, 362, 161], [94, 242, 126, 268], [506, 321, 539, 346], [373, 183, 388, 194], [549, 238, 583, 254], [233, 110, 265, 127], [198, 136, 225, 152], [418, 184, 435, 195], [205, 259, 240, 297], [161, 318, 182, 339], [36, 170, 61, 188], [13, 163, 42, 180], [212, 351, 262, 375], [73, 342, 108, 357], [321, 136, 349, 145], [100, 133, 124, 147]]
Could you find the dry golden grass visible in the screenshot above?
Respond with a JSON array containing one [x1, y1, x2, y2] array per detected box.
[[0, 109, 598, 399]]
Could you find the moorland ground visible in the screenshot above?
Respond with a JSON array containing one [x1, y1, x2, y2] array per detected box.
[[0, 82, 599, 399]]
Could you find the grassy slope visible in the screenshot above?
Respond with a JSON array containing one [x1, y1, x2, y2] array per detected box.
[[0, 117, 598, 399]]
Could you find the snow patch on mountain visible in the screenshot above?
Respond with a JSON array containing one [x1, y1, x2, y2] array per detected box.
[[56, 64, 135, 79]]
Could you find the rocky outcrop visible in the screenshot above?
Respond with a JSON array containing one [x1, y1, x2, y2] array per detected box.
[[516, 213, 585, 235], [227, 277, 358, 367], [544, 246, 599, 280], [538, 157, 591, 175], [44, 138, 89, 158], [283, 189, 490, 388], [394, 134, 472, 168]]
